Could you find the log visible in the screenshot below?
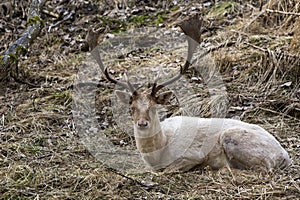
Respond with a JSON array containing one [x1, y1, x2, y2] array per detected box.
[[0, 0, 47, 81]]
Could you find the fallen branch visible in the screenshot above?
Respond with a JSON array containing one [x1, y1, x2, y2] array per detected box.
[[104, 165, 157, 190], [243, 10, 265, 31], [0, 0, 47, 81], [42, 9, 60, 19], [243, 6, 300, 31], [266, 9, 300, 16], [245, 42, 300, 59], [47, 10, 74, 32]]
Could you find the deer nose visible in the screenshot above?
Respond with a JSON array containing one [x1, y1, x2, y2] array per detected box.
[[137, 120, 148, 128]]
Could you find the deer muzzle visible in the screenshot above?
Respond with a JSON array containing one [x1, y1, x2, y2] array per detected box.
[[137, 118, 149, 129]]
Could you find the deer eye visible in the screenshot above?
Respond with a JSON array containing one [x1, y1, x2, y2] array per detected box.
[[145, 108, 150, 115], [149, 106, 156, 113], [130, 107, 136, 114]]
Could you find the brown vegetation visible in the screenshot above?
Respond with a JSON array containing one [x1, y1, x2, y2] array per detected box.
[[0, 0, 299, 199]]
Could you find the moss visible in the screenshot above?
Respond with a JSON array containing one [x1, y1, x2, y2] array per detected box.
[[129, 15, 150, 26], [39, 90, 73, 112], [101, 11, 169, 33], [0, 55, 4, 65], [24, 145, 41, 153], [171, 6, 180, 11], [16, 45, 28, 55], [4, 46, 28, 65], [103, 127, 117, 135], [26, 15, 44, 27], [207, 1, 237, 19], [101, 16, 127, 33], [155, 13, 165, 25], [53, 90, 72, 100], [8, 53, 18, 63], [128, 11, 168, 27]]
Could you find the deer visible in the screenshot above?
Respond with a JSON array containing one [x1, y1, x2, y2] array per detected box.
[[92, 15, 291, 172]]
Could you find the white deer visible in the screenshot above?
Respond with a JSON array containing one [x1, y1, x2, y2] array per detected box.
[[93, 15, 291, 172]]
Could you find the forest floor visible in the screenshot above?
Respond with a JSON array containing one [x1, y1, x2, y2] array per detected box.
[[0, 0, 299, 199]]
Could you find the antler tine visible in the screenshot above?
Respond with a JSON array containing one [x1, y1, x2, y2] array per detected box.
[[151, 67, 162, 95], [91, 45, 136, 94], [151, 14, 202, 96], [104, 67, 136, 94], [151, 66, 183, 96]]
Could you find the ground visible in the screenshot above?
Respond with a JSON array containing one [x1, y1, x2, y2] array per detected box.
[[0, 0, 299, 199]]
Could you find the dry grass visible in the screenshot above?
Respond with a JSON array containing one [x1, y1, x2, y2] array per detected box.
[[0, 0, 299, 199]]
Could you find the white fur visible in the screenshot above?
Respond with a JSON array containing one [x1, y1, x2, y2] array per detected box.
[[116, 91, 291, 172], [137, 116, 291, 172]]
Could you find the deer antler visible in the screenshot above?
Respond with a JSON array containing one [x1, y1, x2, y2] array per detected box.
[[91, 46, 137, 94], [151, 14, 202, 96], [104, 68, 136, 94], [92, 15, 202, 95]]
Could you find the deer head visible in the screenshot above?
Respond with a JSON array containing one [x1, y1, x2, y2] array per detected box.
[[115, 90, 173, 130], [93, 14, 202, 136]]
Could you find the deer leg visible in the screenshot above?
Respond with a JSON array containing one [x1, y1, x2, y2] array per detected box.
[[220, 129, 256, 170], [220, 128, 289, 170], [163, 158, 198, 173], [224, 156, 236, 181]]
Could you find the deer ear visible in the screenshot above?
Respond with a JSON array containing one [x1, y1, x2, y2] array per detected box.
[[156, 91, 173, 105], [115, 90, 132, 104]]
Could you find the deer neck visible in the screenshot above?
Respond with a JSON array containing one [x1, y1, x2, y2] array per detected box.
[[134, 113, 167, 154]]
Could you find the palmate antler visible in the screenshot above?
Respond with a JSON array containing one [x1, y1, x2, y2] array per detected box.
[[92, 14, 202, 96], [151, 14, 202, 96]]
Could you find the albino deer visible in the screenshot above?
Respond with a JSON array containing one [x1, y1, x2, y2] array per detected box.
[[93, 15, 291, 172]]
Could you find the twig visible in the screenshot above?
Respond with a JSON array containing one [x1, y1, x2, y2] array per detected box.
[[243, 10, 265, 31], [47, 10, 74, 32], [104, 165, 156, 190], [192, 40, 236, 63], [11, 73, 40, 88], [42, 9, 60, 19], [241, 106, 299, 122], [266, 9, 300, 16], [245, 42, 300, 59], [69, 81, 111, 90]]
